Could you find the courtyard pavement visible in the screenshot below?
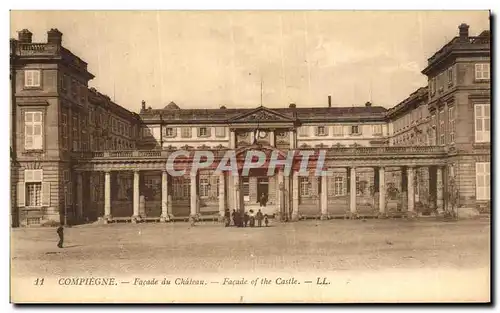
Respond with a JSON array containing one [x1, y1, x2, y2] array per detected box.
[[11, 218, 490, 278]]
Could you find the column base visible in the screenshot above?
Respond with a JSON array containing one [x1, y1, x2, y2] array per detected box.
[[160, 214, 171, 222], [131, 215, 141, 223], [291, 213, 299, 222], [103, 215, 112, 224], [348, 212, 358, 219], [320, 214, 328, 220], [218, 214, 225, 222], [377, 212, 387, 219], [406, 211, 417, 219]]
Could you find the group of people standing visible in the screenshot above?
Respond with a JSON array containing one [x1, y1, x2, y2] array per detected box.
[[224, 192, 270, 228], [224, 208, 269, 228]]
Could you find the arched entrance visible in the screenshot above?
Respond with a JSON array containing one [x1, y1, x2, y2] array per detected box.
[[233, 145, 292, 219]]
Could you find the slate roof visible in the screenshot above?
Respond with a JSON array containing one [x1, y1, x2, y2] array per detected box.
[[139, 105, 388, 123]]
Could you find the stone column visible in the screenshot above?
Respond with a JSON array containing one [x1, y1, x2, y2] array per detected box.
[[436, 166, 444, 213], [277, 169, 284, 214], [292, 170, 299, 221], [407, 166, 415, 217], [233, 174, 240, 211], [132, 170, 140, 222], [160, 170, 169, 222], [218, 171, 225, 220], [378, 167, 386, 216], [190, 172, 198, 217], [229, 129, 236, 149], [350, 167, 357, 217], [269, 130, 275, 147], [76, 172, 83, 221], [320, 174, 328, 220], [289, 130, 296, 149], [104, 171, 111, 223]]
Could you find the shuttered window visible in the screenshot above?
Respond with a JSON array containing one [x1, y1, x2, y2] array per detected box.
[[25, 112, 43, 150], [475, 104, 490, 143], [20, 169, 49, 207], [25, 70, 41, 87], [476, 162, 490, 200], [475, 63, 490, 80]]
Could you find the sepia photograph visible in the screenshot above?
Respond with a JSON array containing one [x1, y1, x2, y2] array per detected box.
[[8, 9, 491, 303]]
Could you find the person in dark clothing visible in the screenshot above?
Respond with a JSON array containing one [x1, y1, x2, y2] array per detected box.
[[264, 214, 269, 227], [224, 210, 231, 227], [232, 209, 237, 226], [243, 212, 249, 227], [256, 209, 263, 227], [56, 225, 64, 248], [249, 210, 255, 227], [259, 193, 268, 207]]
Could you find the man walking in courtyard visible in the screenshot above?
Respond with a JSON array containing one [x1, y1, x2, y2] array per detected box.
[[56, 225, 64, 248], [259, 193, 268, 207], [256, 209, 263, 227]]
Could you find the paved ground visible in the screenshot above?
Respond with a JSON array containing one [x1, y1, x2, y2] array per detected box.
[[11, 218, 490, 278]]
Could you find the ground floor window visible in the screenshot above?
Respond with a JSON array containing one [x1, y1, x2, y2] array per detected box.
[[26, 182, 42, 207], [173, 177, 190, 200], [199, 178, 210, 198], [476, 162, 490, 200], [299, 177, 310, 197], [334, 176, 344, 196]]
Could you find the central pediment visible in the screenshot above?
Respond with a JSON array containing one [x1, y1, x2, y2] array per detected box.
[[229, 106, 295, 123]]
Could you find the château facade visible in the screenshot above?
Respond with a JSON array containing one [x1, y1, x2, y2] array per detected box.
[[10, 23, 490, 227]]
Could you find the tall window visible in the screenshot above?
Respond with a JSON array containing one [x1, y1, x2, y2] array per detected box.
[[447, 67, 454, 86], [242, 177, 250, 199], [439, 110, 445, 145], [25, 111, 43, 150], [334, 176, 344, 196], [476, 162, 490, 200], [199, 178, 210, 198], [181, 127, 192, 138], [475, 104, 490, 143], [173, 177, 190, 200], [332, 125, 343, 136], [164, 127, 175, 137], [72, 115, 79, 151], [24, 169, 43, 207], [298, 126, 309, 137], [198, 127, 209, 137], [316, 126, 327, 136], [372, 124, 382, 136], [215, 127, 226, 137], [351, 125, 360, 135], [448, 106, 455, 144], [475, 63, 490, 80], [25, 70, 41, 87], [61, 113, 68, 150], [299, 177, 310, 196]]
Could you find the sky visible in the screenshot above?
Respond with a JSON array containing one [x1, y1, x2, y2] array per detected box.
[[10, 10, 490, 113]]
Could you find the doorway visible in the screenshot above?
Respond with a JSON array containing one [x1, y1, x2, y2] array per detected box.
[[257, 177, 269, 204]]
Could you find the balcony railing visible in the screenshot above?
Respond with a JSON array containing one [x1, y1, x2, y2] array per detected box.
[[72, 146, 447, 161]]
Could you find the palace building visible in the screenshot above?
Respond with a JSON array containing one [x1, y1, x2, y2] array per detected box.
[[10, 24, 490, 227]]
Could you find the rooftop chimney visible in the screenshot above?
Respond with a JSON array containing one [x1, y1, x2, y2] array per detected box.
[[141, 100, 146, 111], [459, 23, 469, 41], [328, 95, 332, 107], [289, 103, 296, 108], [365, 101, 372, 107], [18, 29, 32, 43], [47, 28, 63, 45]]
